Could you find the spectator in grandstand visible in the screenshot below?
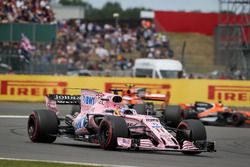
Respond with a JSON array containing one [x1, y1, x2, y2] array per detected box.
[[95, 45, 109, 62], [0, 0, 55, 23]]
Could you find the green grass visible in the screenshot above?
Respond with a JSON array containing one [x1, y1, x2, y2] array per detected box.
[[168, 32, 225, 74], [0, 160, 101, 167]]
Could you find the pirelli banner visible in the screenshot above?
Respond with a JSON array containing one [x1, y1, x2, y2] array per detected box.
[[0, 75, 250, 107]]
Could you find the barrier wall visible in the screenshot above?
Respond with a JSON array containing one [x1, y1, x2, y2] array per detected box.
[[0, 75, 250, 107]]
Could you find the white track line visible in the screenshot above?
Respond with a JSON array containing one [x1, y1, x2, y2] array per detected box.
[[0, 116, 138, 167], [0, 115, 28, 118], [0, 157, 138, 167]]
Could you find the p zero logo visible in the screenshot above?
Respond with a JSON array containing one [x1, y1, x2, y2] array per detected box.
[[0, 80, 67, 96], [208, 85, 250, 101], [105, 83, 171, 95]]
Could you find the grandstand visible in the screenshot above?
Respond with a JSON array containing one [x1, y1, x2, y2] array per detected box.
[[0, 0, 249, 80]]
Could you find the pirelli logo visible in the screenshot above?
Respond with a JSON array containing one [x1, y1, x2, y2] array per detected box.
[[105, 82, 171, 95], [208, 85, 250, 101], [0, 80, 67, 96]]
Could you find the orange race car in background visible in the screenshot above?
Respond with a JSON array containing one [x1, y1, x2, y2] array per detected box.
[[164, 101, 250, 127], [109, 84, 170, 116]]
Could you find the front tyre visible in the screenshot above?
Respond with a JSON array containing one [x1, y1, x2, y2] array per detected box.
[[99, 116, 129, 150], [177, 119, 206, 154], [27, 110, 58, 143]]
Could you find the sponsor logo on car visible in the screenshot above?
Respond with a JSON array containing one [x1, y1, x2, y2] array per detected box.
[[53, 94, 79, 100], [146, 118, 159, 122], [151, 122, 162, 128], [208, 85, 250, 101], [0, 80, 67, 96], [83, 96, 95, 105]]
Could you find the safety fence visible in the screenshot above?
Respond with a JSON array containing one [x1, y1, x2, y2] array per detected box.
[[0, 75, 249, 107], [0, 23, 56, 43]]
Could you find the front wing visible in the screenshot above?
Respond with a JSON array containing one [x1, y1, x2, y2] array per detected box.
[[117, 137, 216, 153]]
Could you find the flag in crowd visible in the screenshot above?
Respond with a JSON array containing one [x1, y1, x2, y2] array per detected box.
[[20, 33, 35, 63], [21, 33, 35, 52]]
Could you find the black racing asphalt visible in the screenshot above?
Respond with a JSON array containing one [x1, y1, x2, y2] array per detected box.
[[0, 102, 250, 167]]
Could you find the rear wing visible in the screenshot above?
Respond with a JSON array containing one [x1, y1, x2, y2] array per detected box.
[[46, 94, 80, 104], [143, 91, 170, 104], [143, 94, 166, 101]]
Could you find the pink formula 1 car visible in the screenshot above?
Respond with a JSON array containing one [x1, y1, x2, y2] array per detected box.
[[27, 89, 215, 154]]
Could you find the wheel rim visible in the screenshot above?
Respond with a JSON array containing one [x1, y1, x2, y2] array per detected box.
[[101, 125, 110, 143], [105, 129, 110, 138], [232, 115, 239, 122], [28, 125, 34, 138], [28, 117, 36, 140], [177, 124, 189, 144]]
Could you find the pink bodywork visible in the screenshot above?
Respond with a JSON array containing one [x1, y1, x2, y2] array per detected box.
[[46, 89, 198, 150]]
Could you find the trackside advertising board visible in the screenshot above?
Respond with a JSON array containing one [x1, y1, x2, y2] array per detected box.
[[0, 75, 250, 107]]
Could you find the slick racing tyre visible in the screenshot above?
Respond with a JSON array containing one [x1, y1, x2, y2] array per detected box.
[[132, 104, 146, 115], [27, 110, 58, 143], [231, 112, 245, 126], [164, 105, 184, 127], [177, 119, 207, 155], [99, 116, 129, 150]]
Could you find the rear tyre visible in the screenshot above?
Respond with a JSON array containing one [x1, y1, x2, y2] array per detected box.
[[164, 105, 183, 127], [177, 119, 206, 155], [132, 104, 146, 115], [231, 113, 245, 126], [27, 110, 58, 143], [99, 116, 129, 150]]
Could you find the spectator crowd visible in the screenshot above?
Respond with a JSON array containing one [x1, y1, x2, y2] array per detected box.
[[37, 19, 172, 72], [0, 1, 245, 79], [0, 0, 55, 23]]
